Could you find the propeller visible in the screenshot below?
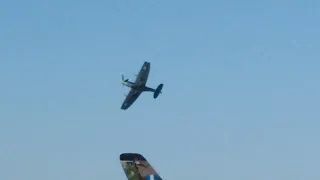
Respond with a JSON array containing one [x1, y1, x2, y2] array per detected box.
[[121, 74, 129, 87]]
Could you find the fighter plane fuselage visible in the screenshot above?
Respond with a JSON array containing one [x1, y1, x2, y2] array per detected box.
[[122, 81, 155, 92]]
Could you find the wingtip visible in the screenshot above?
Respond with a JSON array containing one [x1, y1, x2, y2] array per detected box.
[[120, 106, 127, 110]]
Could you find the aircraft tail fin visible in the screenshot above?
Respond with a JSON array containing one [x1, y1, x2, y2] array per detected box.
[[120, 153, 162, 180]]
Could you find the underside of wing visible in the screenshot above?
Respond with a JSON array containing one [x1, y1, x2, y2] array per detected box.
[[134, 62, 150, 87], [121, 89, 141, 110], [120, 153, 162, 180]]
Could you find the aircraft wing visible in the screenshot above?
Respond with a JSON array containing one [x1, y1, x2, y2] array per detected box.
[[120, 153, 163, 180], [121, 89, 141, 110], [134, 62, 150, 87]]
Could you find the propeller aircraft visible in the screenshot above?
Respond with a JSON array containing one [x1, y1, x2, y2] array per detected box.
[[121, 62, 163, 110]]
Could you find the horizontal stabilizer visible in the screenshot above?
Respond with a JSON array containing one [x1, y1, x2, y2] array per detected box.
[[153, 84, 163, 99]]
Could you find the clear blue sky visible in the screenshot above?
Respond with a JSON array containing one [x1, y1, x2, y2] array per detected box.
[[1, 0, 320, 179]]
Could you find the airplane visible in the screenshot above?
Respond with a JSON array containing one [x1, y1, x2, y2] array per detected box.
[[121, 61, 163, 110], [120, 153, 163, 180]]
